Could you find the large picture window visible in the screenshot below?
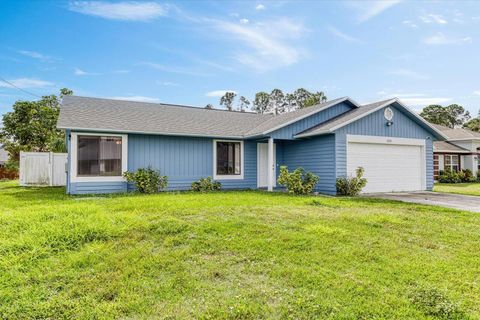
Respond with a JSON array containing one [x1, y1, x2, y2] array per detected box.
[[78, 135, 122, 176], [444, 154, 459, 172], [216, 141, 241, 176]]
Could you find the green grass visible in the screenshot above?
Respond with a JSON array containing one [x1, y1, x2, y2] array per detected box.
[[434, 182, 480, 196], [1, 180, 479, 319]]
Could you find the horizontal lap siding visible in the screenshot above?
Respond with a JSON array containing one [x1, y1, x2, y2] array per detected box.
[[335, 104, 434, 190], [270, 102, 354, 140], [128, 134, 257, 191], [281, 135, 336, 195], [70, 182, 127, 194]]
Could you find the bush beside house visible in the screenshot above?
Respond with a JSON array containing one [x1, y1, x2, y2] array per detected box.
[[123, 168, 168, 194], [438, 169, 479, 183], [336, 167, 368, 196], [191, 177, 221, 192], [277, 166, 319, 195]]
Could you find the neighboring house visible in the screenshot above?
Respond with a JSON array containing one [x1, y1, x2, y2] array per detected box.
[[0, 145, 8, 167], [432, 124, 480, 179], [57, 96, 447, 195]]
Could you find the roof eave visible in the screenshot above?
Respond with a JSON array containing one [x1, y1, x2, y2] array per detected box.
[[57, 126, 245, 140], [393, 99, 449, 140]]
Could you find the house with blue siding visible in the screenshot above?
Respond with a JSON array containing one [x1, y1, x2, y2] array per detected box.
[[57, 96, 447, 194]]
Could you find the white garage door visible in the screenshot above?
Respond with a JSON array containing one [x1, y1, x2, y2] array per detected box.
[[347, 137, 425, 193]]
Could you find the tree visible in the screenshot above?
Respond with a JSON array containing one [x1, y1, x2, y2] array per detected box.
[[0, 88, 73, 162], [290, 88, 311, 109], [304, 91, 327, 108], [205, 104, 214, 109], [252, 92, 269, 114], [238, 96, 250, 112], [268, 89, 287, 115], [420, 104, 471, 128], [463, 116, 480, 132], [219, 91, 236, 111]]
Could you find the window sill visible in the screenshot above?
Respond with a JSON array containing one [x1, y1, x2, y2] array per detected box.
[[213, 174, 244, 180], [70, 176, 126, 183]]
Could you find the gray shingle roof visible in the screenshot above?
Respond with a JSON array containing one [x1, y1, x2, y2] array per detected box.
[[57, 96, 358, 138], [295, 99, 395, 137], [433, 141, 470, 153], [58, 96, 272, 138], [431, 124, 480, 140]]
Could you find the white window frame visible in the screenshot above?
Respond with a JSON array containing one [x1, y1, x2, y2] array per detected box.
[[444, 154, 460, 172], [70, 132, 128, 183], [213, 139, 244, 180]]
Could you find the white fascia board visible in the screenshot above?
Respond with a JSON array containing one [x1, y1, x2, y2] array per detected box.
[[59, 126, 244, 140], [393, 99, 449, 140], [434, 150, 471, 154]]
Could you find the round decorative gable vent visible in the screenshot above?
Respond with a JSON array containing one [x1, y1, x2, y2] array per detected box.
[[384, 107, 394, 121]]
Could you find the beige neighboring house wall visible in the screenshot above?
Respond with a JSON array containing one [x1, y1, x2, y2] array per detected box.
[[432, 124, 480, 179]]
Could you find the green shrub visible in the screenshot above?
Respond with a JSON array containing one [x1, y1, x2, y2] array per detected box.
[[277, 166, 319, 195], [478, 170, 480, 182], [410, 286, 465, 319], [438, 169, 476, 183], [191, 177, 221, 192], [461, 169, 476, 182], [336, 167, 367, 196], [123, 167, 168, 194], [438, 169, 461, 183]]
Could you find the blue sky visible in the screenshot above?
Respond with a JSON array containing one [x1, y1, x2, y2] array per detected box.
[[1, 0, 479, 116]]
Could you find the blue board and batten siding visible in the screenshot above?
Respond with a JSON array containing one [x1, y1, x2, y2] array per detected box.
[[334, 103, 435, 190], [68, 134, 260, 194], [128, 135, 258, 190], [269, 102, 354, 140], [280, 135, 336, 195]]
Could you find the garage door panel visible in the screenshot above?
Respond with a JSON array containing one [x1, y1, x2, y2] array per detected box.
[[347, 142, 424, 193]]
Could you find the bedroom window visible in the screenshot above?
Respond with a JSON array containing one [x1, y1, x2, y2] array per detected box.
[[77, 135, 122, 176], [444, 154, 459, 172], [214, 141, 243, 179]]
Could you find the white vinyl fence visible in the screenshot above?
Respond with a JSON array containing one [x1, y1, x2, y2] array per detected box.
[[19, 151, 68, 186]]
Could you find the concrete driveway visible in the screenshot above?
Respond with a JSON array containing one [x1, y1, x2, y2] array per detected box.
[[365, 192, 480, 213]]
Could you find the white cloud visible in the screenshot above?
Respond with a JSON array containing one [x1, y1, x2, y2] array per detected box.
[[420, 14, 447, 24], [402, 20, 418, 28], [327, 26, 360, 43], [473, 90, 480, 96], [18, 50, 52, 61], [255, 4, 265, 10], [114, 69, 130, 74], [0, 78, 54, 88], [206, 90, 237, 97], [74, 67, 100, 76], [214, 18, 305, 71], [390, 68, 430, 80], [239, 18, 249, 24], [110, 95, 161, 103], [69, 1, 167, 21], [354, 0, 402, 22], [423, 32, 472, 45]]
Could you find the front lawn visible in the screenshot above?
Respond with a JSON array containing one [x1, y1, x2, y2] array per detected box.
[[434, 182, 480, 196], [1, 181, 479, 319]]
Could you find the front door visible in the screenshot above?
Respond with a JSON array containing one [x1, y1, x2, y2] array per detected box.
[[257, 143, 276, 188]]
